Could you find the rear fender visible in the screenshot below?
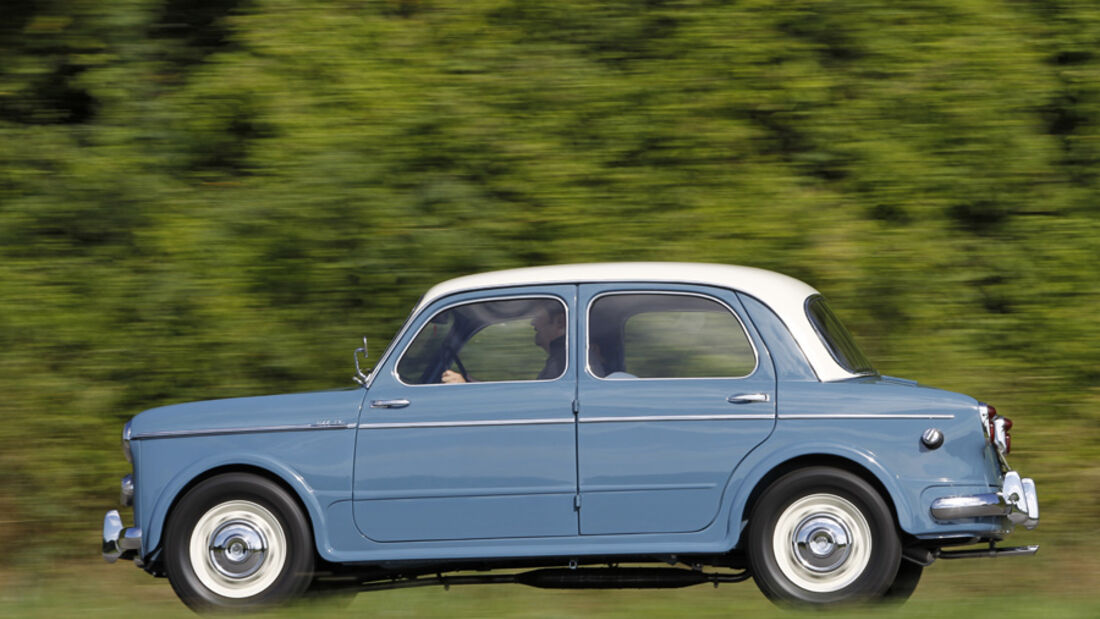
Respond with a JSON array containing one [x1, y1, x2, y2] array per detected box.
[[726, 441, 912, 548]]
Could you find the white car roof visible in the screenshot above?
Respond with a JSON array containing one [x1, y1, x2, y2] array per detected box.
[[416, 262, 858, 382]]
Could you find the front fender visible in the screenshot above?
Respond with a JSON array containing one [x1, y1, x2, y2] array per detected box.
[[138, 446, 333, 560]]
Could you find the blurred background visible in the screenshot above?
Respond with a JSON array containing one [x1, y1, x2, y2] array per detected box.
[[1, 0, 1098, 615]]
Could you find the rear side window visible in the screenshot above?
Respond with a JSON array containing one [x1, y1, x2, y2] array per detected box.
[[588, 293, 756, 379], [805, 295, 876, 375]]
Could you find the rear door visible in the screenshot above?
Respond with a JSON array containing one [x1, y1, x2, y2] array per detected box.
[[576, 283, 776, 535]]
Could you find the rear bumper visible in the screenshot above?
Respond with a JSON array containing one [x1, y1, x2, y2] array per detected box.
[[102, 509, 142, 563], [930, 471, 1039, 530]]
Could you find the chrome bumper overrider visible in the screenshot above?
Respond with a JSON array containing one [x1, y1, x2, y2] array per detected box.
[[930, 471, 1039, 530], [102, 509, 142, 563]]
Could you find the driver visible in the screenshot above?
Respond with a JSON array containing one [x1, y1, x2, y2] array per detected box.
[[442, 302, 566, 383]]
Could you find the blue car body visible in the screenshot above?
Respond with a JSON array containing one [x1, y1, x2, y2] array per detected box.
[[104, 263, 1037, 608]]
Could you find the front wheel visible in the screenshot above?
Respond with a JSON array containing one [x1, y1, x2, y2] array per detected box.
[[747, 467, 901, 606], [165, 473, 315, 612]]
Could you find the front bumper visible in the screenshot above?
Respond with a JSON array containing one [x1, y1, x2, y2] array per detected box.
[[930, 471, 1039, 530], [102, 509, 142, 563]]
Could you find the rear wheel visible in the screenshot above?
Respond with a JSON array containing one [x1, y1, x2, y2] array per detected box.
[[165, 473, 314, 612], [747, 467, 901, 606]]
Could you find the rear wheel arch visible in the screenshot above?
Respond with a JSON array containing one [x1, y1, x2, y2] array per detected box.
[[746, 465, 902, 604], [734, 454, 902, 550]]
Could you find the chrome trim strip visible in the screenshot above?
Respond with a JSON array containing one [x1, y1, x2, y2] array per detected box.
[[132, 422, 357, 440], [359, 418, 575, 430], [135, 414, 953, 438], [584, 289, 760, 381], [359, 414, 775, 430], [582, 482, 716, 492], [580, 414, 775, 423], [355, 487, 577, 500], [779, 413, 956, 420]]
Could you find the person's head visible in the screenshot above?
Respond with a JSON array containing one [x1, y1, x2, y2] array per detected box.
[[530, 302, 566, 352]]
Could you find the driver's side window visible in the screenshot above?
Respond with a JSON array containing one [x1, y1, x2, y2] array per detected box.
[[396, 297, 567, 385]]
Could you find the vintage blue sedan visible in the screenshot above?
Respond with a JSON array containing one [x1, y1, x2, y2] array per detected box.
[[102, 263, 1038, 610]]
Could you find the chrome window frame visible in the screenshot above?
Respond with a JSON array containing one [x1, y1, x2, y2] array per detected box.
[[584, 289, 760, 381], [391, 293, 570, 387]]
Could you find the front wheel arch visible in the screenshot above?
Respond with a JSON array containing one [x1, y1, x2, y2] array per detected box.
[[164, 472, 316, 611], [149, 463, 320, 573]]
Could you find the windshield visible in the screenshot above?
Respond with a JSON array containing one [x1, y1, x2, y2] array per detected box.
[[805, 295, 876, 376]]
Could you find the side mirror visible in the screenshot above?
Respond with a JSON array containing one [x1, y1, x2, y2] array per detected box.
[[353, 336, 370, 385]]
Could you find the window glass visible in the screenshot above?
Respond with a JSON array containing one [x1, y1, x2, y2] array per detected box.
[[805, 295, 876, 375], [397, 297, 567, 384], [588, 293, 755, 379]]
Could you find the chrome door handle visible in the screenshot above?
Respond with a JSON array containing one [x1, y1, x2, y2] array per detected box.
[[370, 399, 410, 409], [727, 393, 770, 404]]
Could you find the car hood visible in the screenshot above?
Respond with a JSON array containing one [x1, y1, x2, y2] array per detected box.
[[128, 388, 366, 438]]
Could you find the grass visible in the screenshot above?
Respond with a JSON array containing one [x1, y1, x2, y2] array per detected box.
[[3, 539, 1098, 618]]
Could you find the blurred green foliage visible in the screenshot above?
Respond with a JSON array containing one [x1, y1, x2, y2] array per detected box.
[[1, 0, 1098, 566]]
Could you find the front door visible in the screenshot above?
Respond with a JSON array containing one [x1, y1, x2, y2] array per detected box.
[[576, 284, 777, 535], [353, 286, 579, 542]]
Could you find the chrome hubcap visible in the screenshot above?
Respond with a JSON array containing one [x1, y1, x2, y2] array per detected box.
[[772, 493, 872, 593], [209, 521, 268, 579], [793, 515, 851, 573], [189, 500, 287, 598]]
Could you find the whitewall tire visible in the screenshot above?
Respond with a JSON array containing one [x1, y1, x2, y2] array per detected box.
[[165, 473, 314, 611], [747, 467, 901, 605]]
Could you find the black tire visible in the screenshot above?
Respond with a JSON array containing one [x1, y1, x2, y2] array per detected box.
[[164, 473, 315, 612], [884, 559, 923, 602], [747, 466, 901, 606]]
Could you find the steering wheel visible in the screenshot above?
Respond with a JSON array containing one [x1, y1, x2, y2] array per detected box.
[[450, 353, 470, 382]]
